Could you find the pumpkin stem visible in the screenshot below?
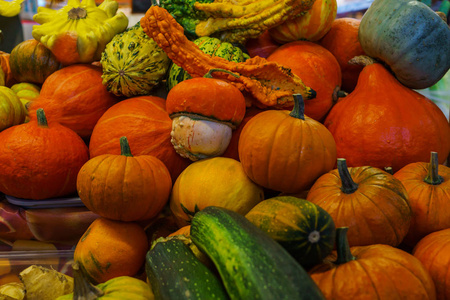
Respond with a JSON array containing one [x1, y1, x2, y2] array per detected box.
[[424, 152, 444, 185], [337, 158, 359, 194], [334, 227, 356, 265], [348, 55, 377, 67], [204, 68, 240, 79], [68, 7, 87, 20], [289, 94, 305, 120], [36, 108, 49, 128], [332, 86, 347, 104], [120, 136, 133, 157], [71, 262, 104, 299]]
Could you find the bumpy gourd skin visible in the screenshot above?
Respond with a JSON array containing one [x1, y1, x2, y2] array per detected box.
[[32, 0, 128, 65], [140, 6, 316, 109]]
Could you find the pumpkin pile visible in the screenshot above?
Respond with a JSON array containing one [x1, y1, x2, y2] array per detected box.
[[0, 0, 449, 298]]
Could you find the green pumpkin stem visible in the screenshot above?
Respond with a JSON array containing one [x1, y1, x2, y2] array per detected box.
[[289, 94, 305, 120], [204, 68, 240, 79], [120, 136, 133, 157], [36, 108, 48, 128], [334, 227, 356, 265], [71, 262, 104, 300], [337, 158, 359, 194], [424, 152, 444, 185]]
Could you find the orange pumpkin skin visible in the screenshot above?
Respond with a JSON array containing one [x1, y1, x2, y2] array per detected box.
[[413, 228, 450, 300], [89, 96, 191, 182], [323, 59, 450, 173], [318, 18, 365, 93], [394, 154, 450, 247], [74, 217, 149, 284], [306, 163, 412, 247], [0, 109, 89, 200], [238, 96, 337, 194], [0, 51, 17, 87], [28, 64, 119, 139], [267, 41, 342, 121]]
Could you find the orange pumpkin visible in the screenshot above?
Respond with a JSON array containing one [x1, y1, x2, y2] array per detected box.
[[324, 56, 450, 173], [318, 17, 366, 93], [413, 228, 450, 300], [0, 51, 17, 87], [77, 136, 172, 222], [309, 227, 437, 299], [306, 158, 412, 247], [74, 217, 148, 284], [238, 94, 337, 193], [394, 152, 450, 247], [0, 108, 89, 200], [28, 64, 119, 139], [269, 0, 337, 43], [267, 41, 342, 121], [89, 96, 191, 182]]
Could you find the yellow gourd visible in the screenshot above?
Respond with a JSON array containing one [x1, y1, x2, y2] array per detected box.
[[0, 0, 24, 17], [32, 0, 128, 66]]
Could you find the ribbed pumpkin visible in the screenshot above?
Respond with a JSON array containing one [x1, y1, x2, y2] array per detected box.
[[309, 227, 437, 299], [28, 64, 119, 139], [77, 136, 172, 222], [88, 95, 191, 182], [267, 41, 342, 121], [9, 39, 62, 84], [413, 228, 450, 300], [394, 152, 450, 247], [306, 158, 412, 247], [324, 56, 450, 173], [169, 157, 264, 227], [0, 51, 16, 87], [318, 18, 365, 93], [269, 0, 337, 43], [238, 94, 337, 194], [0, 108, 89, 200], [245, 196, 336, 269], [0, 86, 25, 131], [74, 217, 148, 284]]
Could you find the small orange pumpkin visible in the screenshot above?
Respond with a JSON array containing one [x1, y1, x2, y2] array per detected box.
[[0, 51, 17, 87], [238, 94, 337, 193], [77, 136, 172, 222]]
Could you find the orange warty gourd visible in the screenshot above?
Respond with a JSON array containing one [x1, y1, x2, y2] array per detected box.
[[74, 217, 149, 284], [309, 227, 437, 299], [28, 64, 119, 139], [267, 41, 342, 121], [238, 94, 337, 194], [77, 136, 172, 222], [89, 96, 191, 182], [318, 18, 366, 93], [413, 228, 450, 300], [306, 158, 412, 247], [0, 108, 89, 200], [323, 56, 450, 173], [394, 152, 450, 247]]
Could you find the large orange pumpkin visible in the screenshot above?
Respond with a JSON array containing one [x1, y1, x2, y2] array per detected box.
[[306, 158, 412, 247], [394, 152, 450, 247], [0, 108, 89, 200], [238, 94, 337, 193], [309, 227, 437, 299], [267, 41, 342, 121], [77, 136, 172, 222], [323, 56, 450, 173], [89, 96, 191, 182], [28, 64, 119, 139]]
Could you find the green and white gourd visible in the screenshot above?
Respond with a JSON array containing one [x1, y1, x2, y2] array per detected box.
[[100, 22, 171, 97]]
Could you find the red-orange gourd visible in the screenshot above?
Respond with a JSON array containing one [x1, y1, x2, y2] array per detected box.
[[77, 136, 172, 222], [28, 64, 119, 139], [238, 94, 337, 194], [394, 152, 450, 247], [0, 108, 89, 200], [88, 96, 191, 182], [306, 158, 412, 247], [0, 51, 16, 87], [244, 30, 280, 59], [323, 56, 450, 173], [267, 41, 342, 121]]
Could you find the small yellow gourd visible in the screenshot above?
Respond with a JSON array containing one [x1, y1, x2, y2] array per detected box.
[[0, 0, 24, 17]]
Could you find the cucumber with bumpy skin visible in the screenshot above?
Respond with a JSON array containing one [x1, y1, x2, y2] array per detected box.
[[190, 206, 326, 300]]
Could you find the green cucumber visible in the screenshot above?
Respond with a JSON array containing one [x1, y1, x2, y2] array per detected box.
[[190, 206, 326, 300], [145, 236, 229, 300]]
